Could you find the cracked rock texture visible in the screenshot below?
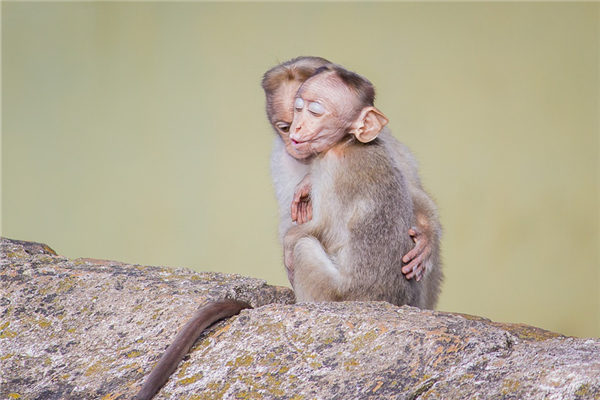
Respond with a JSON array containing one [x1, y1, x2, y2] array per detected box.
[[1, 238, 599, 399]]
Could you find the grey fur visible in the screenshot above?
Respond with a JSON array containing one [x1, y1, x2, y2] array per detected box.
[[286, 136, 442, 309]]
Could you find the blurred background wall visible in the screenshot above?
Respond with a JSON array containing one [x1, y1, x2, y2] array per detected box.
[[2, 2, 598, 337]]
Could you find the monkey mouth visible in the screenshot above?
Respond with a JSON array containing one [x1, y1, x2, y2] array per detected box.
[[291, 137, 313, 146], [291, 139, 309, 148]]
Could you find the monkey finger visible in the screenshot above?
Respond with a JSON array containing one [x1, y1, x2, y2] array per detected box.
[[402, 239, 426, 263], [291, 200, 299, 222], [303, 202, 309, 223], [403, 254, 423, 277], [303, 202, 309, 224], [299, 202, 306, 225], [406, 264, 422, 280]]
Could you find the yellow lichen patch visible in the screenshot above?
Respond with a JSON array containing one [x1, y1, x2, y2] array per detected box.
[[256, 321, 285, 335], [126, 350, 142, 358], [0, 329, 17, 339], [351, 330, 378, 351], [100, 393, 122, 400], [178, 373, 203, 386], [177, 361, 191, 378], [118, 363, 139, 372], [206, 380, 230, 396], [501, 379, 521, 395], [85, 361, 109, 376], [38, 319, 51, 329], [0, 321, 10, 331], [344, 358, 359, 371], [289, 395, 305, 400], [1, 353, 14, 360], [277, 366, 289, 374], [309, 361, 322, 369], [490, 322, 562, 341], [57, 277, 77, 293], [228, 355, 254, 368], [8, 394, 21, 399], [575, 384, 590, 397], [322, 337, 335, 345], [460, 373, 475, 382]]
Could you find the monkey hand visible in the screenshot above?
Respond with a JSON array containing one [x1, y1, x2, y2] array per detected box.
[[291, 174, 313, 225], [402, 227, 432, 281]]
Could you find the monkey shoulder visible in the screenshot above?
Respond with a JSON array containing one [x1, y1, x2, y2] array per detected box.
[[338, 140, 408, 194], [311, 140, 412, 226]]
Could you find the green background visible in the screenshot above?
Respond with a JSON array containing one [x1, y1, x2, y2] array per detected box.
[[2, 2, 598, 337]]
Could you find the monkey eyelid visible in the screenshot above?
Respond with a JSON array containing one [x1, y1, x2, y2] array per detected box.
[[294, 97, 305, 111], [307, 101, 325, 116], [275, 122, 290, 132]]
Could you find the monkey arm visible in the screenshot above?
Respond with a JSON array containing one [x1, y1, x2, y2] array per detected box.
[[291, 236, 343, 302], [291, 174, 312, 225], [283, 225, 307, 286], [401, 187, 442, 281]]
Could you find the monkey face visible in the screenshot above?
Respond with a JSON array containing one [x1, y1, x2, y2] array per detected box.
[[267, 80, 313, 160], [287, 74, 356, 159]]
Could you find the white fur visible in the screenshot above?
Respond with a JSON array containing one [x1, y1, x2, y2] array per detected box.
[[270, 136, 310, 241]]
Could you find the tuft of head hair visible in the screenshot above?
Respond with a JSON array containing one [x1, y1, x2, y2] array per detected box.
[[311, 64, 376, 108], [262, 56, 331, 94]]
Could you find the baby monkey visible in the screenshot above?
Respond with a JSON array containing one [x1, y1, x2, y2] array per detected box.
[[282, 65, 441, 307], [264, 57, 441, 285]]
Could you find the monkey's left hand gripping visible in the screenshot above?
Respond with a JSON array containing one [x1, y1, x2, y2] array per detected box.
[[291, 174, 312, 225], [402, 227, 432, 281]]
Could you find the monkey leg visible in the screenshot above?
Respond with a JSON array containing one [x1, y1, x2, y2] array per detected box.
[[292, 236, 343, 302]]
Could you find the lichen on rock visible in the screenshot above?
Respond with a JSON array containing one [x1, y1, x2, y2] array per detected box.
[[1, 238, 599, 399]]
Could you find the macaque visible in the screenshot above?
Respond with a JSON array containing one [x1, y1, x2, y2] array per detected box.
[[274, 64, 442, 307], [262, 57, 442, 290]]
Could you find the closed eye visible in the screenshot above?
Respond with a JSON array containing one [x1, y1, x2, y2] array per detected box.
[[308, 101, 325, 116], [294, 97, 305, 112]]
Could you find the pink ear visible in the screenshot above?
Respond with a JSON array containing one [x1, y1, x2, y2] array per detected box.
[[350, 107, 389, 143]]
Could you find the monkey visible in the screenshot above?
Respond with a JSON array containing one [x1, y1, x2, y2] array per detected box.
[[262, 57, 442, 287], [134, 299, 251, 400], [276, 64, 442, 307]]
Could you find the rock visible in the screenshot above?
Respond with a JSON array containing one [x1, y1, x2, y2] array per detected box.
[[1, 238, 599, 399]]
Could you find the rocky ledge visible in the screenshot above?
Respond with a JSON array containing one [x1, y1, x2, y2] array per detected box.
[[1, 238, 598, 399]]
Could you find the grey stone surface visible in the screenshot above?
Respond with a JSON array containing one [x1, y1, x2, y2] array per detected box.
[[1, 238, 599, 399]]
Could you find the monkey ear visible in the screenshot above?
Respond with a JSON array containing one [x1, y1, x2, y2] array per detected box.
[[350, 106, 389, 143]]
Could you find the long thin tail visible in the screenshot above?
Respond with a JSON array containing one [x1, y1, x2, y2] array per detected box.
[[134, 299, 252, 400]]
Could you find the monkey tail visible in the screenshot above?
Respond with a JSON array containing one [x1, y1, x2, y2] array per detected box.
[[134, 299, 252, 400]]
